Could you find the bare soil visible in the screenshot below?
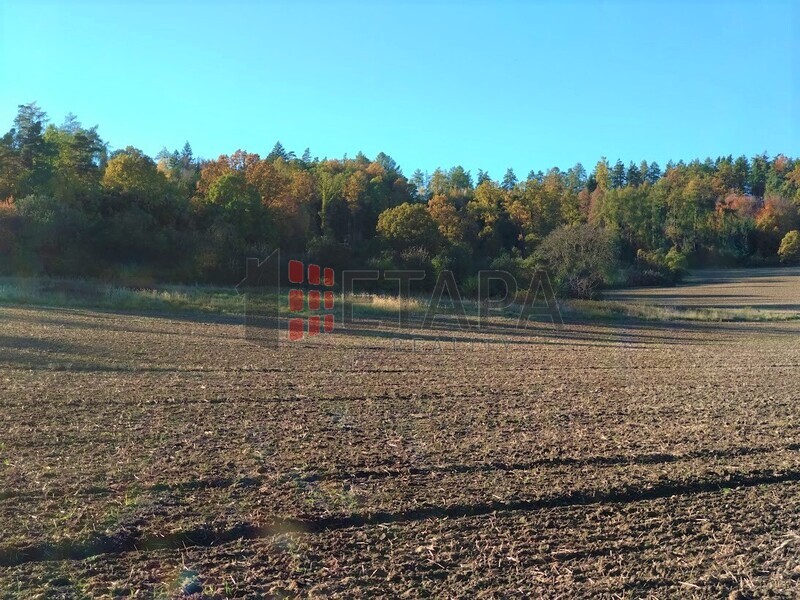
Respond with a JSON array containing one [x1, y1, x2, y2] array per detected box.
[[605, 267, 800, 313], [1, 270, 799, 597]]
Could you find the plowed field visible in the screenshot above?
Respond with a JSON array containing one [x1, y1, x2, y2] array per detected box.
[[2, 272, 800, 598]]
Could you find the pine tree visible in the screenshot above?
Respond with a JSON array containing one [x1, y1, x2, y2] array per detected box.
[[267, 141, 288, 161], [501, 168, 518, 190], [611, 159, 626, 188], [626, 162, 642, 187], [646, 161, 661, 185]]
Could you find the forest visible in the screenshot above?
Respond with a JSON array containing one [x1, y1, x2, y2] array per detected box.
[[2, 102, 799, 297]]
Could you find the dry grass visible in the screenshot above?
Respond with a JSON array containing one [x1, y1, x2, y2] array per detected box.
[[0, 277, 242, 315], [345, 292, 429, 313], [3, 269, 799, 325], [568, 299, 800, 323]]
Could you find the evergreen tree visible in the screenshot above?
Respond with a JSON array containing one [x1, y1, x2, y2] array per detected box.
[[626, 162, 642, 187], [267, 141, 288, 161], [610, 159, 626, 188], [501, 168, 518, 190]]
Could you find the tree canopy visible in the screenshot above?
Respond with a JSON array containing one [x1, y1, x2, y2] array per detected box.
[[2, 102, 800, 290]]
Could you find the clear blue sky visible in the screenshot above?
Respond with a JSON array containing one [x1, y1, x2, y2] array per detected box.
[[1, 1, 797, 178]]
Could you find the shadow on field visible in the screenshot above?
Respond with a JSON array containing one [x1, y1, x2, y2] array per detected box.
[[0, 333, 104, 370], [682, 267, 800, 282], [334, 309, 800, 347], [2, 302, 799, 372], [2, 467, 800, 568], [333, 322, 721, 350], [0, 305, 244, 340], [607, 292, 760, 301], [4, 441, 798, 501], [0, 334, 88, 355], [607, 292, 800, 311]]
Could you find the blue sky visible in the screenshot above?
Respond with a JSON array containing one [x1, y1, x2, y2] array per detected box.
[[1, 1, 797, 178]]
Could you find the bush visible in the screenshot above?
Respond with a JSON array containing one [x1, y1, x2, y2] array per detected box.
[[460, 275, 480, 298], [432, 244, 472, 282], [664, 247, 688, 274], [623, 268, 673, 287], [367, 250, 399, 271], [484, 253, 527, 296], [306, 235, 352, 274], [630, 247, 687, 286], [16, 194, 94, 275], [400, 246, 434, 290], [0, 202, 21, 274], [400, 246, 431, 268], [488, 253, 522, 279], [778, 230, 800, 264], [535, 224, 617, 298]]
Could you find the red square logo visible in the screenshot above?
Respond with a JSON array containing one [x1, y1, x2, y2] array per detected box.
[[308, 264, 320, 285], [288, 289, 303, 312], [308, 316, 321, 336], [288, 260, 304, 284], [288, 318, 304, 341], [308, 290, 321, 310], [284, 261, 335, 342]]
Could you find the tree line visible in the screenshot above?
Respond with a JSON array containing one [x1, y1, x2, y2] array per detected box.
[[1, 102, 799, 296]]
